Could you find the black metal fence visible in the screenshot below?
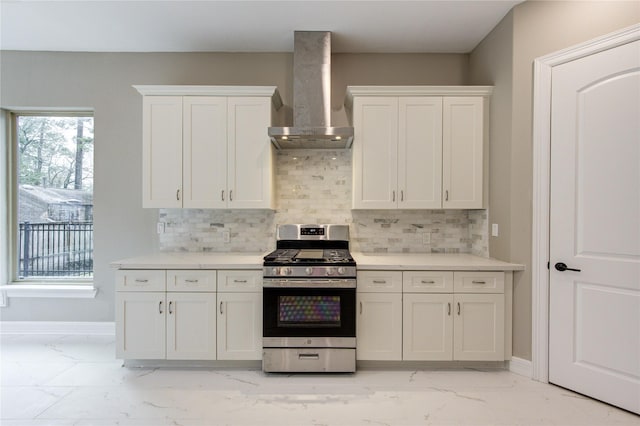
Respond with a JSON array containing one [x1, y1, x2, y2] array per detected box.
[[18, 222, 93, 278]]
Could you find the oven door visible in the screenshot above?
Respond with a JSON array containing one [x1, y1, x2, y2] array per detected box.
[[262, 281, 356, 343]]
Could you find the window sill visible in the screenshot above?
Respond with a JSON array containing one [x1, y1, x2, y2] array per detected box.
[[0, 283, 97, 301]]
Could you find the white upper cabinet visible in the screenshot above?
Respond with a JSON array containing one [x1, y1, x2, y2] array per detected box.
[[442, 97, 485, 209], [347, 86, 491, 210], [136, 86, 281, 209]]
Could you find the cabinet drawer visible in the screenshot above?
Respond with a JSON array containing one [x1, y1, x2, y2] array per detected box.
[[167, 270, 216, 292], [403, 271, 454, 293], [453, 271, 504, 293], [357, 271, 402, 292], [217, 270, 262, 292], [116, 270, 166, 291]]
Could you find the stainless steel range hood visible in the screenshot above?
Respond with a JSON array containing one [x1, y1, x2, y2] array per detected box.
[[268, 31, 354, 149]]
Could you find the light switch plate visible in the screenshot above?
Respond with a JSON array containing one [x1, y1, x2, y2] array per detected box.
[[156, 222, 165, 234], [223, 231, 230, 243], [492, 223, 499, 237], [422, 232, 431, 245]]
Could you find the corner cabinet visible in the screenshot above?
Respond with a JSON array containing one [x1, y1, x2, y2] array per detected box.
[[346, 86, 491, 209], [134, 86, 282, 209]]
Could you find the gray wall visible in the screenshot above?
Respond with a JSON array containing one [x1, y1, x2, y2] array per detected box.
[[0, 51, 468, 321], [469, 0, 640, 360]]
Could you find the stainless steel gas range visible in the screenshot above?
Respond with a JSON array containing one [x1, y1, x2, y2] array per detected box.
[[262, 224, 356, 373]]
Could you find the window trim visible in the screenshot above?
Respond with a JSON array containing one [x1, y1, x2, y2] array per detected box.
[[2, 109, 96, 302]]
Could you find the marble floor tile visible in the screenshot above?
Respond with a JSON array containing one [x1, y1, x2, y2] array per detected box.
[[1, 334, 638, 426]]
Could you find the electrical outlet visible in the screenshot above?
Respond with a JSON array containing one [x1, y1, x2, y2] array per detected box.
[[492, 223, 499, 237], [422, 232, 431, 245], [223, 231, 230, 243], [156, 222, 165, 234]]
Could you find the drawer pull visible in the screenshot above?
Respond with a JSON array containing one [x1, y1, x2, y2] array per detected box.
[[220, 301, 224, 314], [457, 302, 461, 316], [168, 301, 173, 315], [299, 353, 320, 360], [359, 301, 363, 315], [159, 301, 163, 314], [472, 280, 486, 284], [134, 279, 149, 283], [233, 279, 248, 283], [185, 279, 199, 283], [421, 280, 435, 284], [372, 280, 387, 284], [448, 302, 451, 316]]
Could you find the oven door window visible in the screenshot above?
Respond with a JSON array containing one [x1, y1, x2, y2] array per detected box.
[[263, 287, 356, 338], [278, 295, 341, 327]]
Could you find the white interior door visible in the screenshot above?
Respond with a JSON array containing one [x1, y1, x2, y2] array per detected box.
[[549, 39, 640, 414]]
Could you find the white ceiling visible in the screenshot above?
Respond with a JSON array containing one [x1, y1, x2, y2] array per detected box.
[[1, 0, 523, 53]]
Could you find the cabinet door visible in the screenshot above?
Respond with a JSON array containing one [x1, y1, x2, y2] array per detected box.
[[442, 97, 484, 209], [217, 292, 263, 360], [403, 294, 453, 361], [116, 292, 166, 359], [398, 97, 443, 209], [227, 97, 274, 209], [356, 292, 402, 360], [352, 97, 399, 209], [166, 292, 217, 360], [183, 97, 227, 209], [142, 96, 183, 208], [453, 293, 504, 361]]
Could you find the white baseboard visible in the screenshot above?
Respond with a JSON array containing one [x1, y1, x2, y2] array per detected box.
[[509, 356, 533, 378], [0, 321, 115, 335]]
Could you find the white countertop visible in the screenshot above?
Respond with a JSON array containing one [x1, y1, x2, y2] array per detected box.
[[112, 252, 523, 271], [111, 252, 266, 270], [351, 253, 524, 271]]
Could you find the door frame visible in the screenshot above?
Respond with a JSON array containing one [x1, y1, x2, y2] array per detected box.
[[531, 23, 640, 383]]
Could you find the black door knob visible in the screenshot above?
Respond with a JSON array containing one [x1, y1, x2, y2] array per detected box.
[[555, 262, 581, 272]]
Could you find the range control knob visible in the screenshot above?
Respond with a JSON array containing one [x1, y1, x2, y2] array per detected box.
[[337, 267, 346, 275], [271, 267, 279, 276], [326, 267, 336, 276], [305, 267, 314, 276], [281, 267, 292, 276]]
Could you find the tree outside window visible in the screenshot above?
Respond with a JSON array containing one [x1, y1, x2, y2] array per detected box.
[[16, 114, 94, 279]]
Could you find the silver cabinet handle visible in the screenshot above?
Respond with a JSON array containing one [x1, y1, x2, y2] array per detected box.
[[134, 279, 148, 283], [159, 301, 163, 314], [168, 301, 173, 315], [176, 189, 180, 201], [185, 279, 199, 283], [392, 190, 396, 202], [472, 280, 486, 284], [401, 190, 404, 202], [230, 190, 233, 202], [445, 190, 449, 201], [233, 279, 248, 283], [421, 280, 435, 284], [220, 301, 223, 314], [457, 302, 461, 316], [221, 190, 225, 201], [359, 301, 363, 315], [448, 302, 451, 316], [372, 280, 387, 284]]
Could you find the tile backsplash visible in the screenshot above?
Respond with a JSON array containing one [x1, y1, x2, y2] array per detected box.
[[159, 150, 489, 256]]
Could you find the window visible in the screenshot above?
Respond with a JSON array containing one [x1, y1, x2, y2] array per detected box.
[[13, 113, 94, 281]]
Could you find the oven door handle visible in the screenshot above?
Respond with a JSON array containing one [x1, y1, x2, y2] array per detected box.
[[262, 279, 356, 288]]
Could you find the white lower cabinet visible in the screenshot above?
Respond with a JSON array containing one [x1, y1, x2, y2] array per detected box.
[[453, 293, 504, 361], [116, 268, 261, 361], [217, 292, 262, 360], [166, 292, 217, 360], [403, 293, 453, 361], [116, 291, 166, 359], [356, 292, 403, 360], [358, 270, 508, 362]]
